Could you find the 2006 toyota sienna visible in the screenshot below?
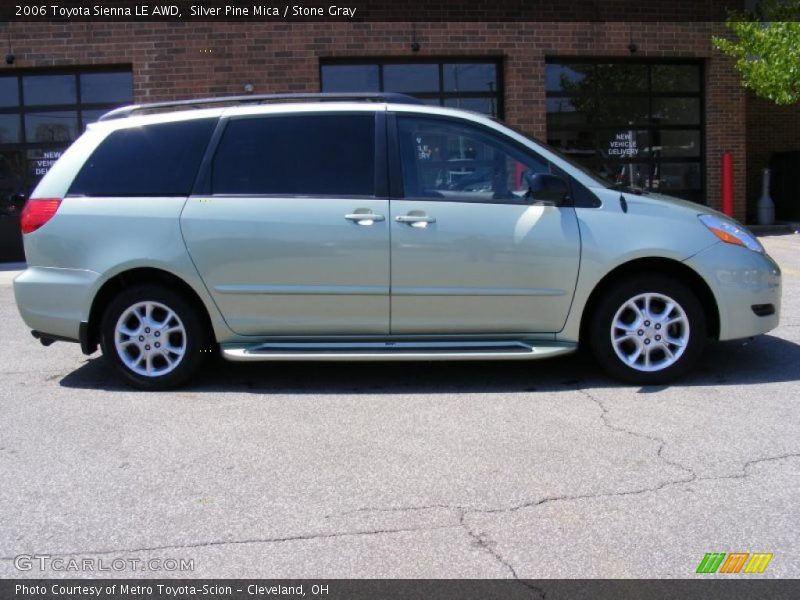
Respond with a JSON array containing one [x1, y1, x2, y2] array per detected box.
[[13, 93, 781, 389]]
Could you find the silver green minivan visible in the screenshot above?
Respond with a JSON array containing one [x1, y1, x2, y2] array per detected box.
[[14, 93, 781, 389]]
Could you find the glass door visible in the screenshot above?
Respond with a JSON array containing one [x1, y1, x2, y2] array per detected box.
[[0, 150, 26, 262]]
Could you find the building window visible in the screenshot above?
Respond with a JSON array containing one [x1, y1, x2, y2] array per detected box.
[[321, 59, 503, 118], [0, 67, 133, 215], [546, 60, 704, 203]]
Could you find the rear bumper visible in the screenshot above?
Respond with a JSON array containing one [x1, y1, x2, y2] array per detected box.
[[685, 243, 781, 341], [13, 266, 99, 342]]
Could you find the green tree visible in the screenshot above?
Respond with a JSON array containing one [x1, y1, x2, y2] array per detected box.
[[713, 0, 800, 105]]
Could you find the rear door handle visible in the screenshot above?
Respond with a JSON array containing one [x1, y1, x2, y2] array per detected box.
[[344, 212, 385, 225], [395, 214, 436, 227]]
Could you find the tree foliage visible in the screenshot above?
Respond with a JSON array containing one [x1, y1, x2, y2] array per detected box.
[[713, 0, 800, 105]]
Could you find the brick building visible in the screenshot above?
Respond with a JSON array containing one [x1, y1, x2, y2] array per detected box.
[[1, 18, 799, 261]]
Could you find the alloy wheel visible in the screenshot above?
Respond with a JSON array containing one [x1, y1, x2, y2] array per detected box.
[[114, 301, 187, 377], [610, 292, 690, 372]]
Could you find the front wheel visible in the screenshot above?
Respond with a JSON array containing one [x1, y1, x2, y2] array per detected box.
[[589, 276, 707, 384], [100, 284, 212, 390]]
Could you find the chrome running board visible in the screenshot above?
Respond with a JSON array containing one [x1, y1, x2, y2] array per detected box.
[[221, 340, 576, 362]]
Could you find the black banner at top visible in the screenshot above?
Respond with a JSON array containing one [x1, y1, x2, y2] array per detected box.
[[3, 0, 750, 22]]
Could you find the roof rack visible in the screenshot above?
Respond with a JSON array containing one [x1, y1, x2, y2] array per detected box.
[[98, 92, 423, 121]]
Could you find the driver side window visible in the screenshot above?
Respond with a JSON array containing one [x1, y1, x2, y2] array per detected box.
[[397, 115, 550, 203]]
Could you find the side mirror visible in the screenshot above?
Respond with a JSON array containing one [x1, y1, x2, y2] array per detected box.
[[524, 172, 569, 205]]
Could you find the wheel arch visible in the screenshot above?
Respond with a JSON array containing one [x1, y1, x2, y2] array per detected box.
[[578, 257, 720, 346], [85, 267, 215, 355]]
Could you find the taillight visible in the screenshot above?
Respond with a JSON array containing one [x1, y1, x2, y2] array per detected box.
[[20, 198, 62, 234]]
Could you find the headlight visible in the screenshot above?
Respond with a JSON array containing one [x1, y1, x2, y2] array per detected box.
[[698, 214, 764, 253]]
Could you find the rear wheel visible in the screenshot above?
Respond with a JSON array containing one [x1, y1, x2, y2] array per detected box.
[[589, 276, 706, 384], [100, 284, 212, 390]]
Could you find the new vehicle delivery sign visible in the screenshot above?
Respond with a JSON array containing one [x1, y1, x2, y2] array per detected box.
[[608, 131, 639, 158]]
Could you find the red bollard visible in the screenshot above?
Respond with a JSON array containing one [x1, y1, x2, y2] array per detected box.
[[721, 151, 734, 217]]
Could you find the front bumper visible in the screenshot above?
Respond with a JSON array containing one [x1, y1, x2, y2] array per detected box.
[[13, 266, 100, 342], [685, 242, 781, 341]]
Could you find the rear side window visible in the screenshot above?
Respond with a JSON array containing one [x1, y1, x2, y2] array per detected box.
[[68, 119, 216, 196], [211, 114, 375, 196]]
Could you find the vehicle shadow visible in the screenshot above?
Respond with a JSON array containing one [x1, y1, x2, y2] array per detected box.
[[59, 334, 800, 395]]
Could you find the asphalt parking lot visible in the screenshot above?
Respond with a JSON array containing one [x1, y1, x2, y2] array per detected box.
[[0, 234, 798, 580]]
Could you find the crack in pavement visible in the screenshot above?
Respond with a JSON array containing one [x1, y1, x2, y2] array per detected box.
[[696, 451, 800, 482], [328, 503, 465, 518], [574, 387, 699, 489], [457, 510, 546, 599], [318, 387, 800, 582], [4, 386, 798, 582], [0, 524, 460, 562], [458, 510, 521, 579]]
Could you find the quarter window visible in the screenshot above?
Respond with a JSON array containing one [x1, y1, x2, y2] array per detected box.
[[211, 114, 376, 196], [68, 119, 216, 197], [397, 116, 549, 203]]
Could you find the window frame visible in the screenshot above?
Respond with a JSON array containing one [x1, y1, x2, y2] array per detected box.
[[388, 112, 598, 208], [0, 65, 134, 147], [545, 58, 705, 202], [194, 110, 388, 200], [66, 117, 217, 198], [320, 58, 505, 119]]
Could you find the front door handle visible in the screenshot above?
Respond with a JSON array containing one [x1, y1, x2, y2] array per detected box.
[[344, 212, 385, 226], [395, 214, 436, 228]]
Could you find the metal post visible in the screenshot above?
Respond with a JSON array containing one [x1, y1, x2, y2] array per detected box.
[[721, 151, 734, 217]]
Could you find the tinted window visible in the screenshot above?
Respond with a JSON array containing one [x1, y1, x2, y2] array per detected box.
[[320, 65, 380, 92], [25, 111, 78, 143], [651, 64, 700, 93], [545, 63, 592, 93], [397, 116, 549, 203], [211, 114, 375, 196], [81, 109, 107, 129], [0, 77, 18, 107], [0, 114, 21, 143], [23, 74, 77, 105], [545, 60, 704, 202], [656, 129, 701, 157], [443, 97, 497, 115], [443, 63, 497, 92], [80, 72, 134, 103], [595, 96, 650, 126], [69, 119, 216, 196], [321, 60, 503, 117], [651, 97, 701, 125], [596, 63, 648, 92], [383, 64, 439, 93]]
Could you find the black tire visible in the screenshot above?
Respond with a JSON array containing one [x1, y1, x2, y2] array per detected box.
[[589, 275, 707, 385], [100, 284, 213, 390]]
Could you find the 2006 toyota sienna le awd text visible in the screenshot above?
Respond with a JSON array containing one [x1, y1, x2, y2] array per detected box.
[[13, 93, 781, 389]]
